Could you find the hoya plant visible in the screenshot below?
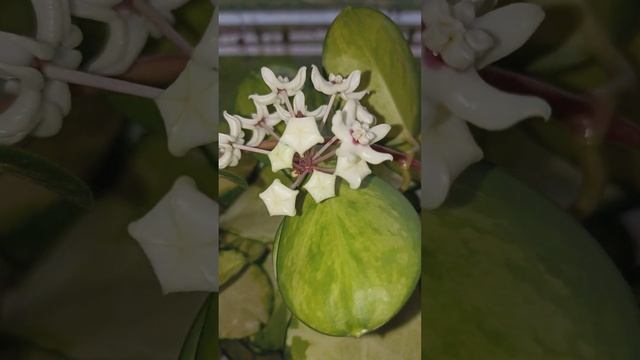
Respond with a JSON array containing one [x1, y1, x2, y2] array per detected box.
[[217, 6, 422, 359]]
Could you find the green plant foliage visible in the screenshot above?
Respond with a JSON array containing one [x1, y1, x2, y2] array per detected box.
[[275, 177, 420, 337], [0, 146, 93, 209], [424, 164, 640, 359], [323, 7, 420, 144], [179, 294, 219, 360]]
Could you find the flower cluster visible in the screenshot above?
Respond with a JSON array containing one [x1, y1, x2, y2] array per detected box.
[[422, 0, 551, 209], [220, 65, 393, 217], [0, 0, 82, 144]]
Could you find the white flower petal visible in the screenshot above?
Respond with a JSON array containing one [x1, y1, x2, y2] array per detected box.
[[422, 113, 483, 209], [424, 66, 551, 130], [259, 179, 299, 217], [32, 0, 67, 45], [0, 64, 44, 145], [223, 111, 243, 139], [0, 31, 54, 64], [474, 3, 545, 68], [98, 13, 149, 75], [70, 2, 128, 73], [285, 66, 307, 96], [260, 66, 281, 93], [245, 127, 266, 147], [155, 60, 218, 156], [268, 142, 296, 172], [303, 171, 336, 203], [280, 117, 324, 155], [335, 156, 371, 190], [249, 92, 280, 106], [128, 176, 219, 293], [33, 102, 64, 137], [311, 64, 339, 95]]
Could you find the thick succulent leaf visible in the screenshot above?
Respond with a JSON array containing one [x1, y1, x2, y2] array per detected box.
[[285, 290, 420, 360], [219, 265, 273, 339], [323, 7, 420, 144], [249, 253, 291, 353], [179, 294, 218, 360], [222, 234, 266, 263], [424, 164, 640, 358], [219, 249, 248, 286], [220, 186, 283, 243], [0, 146, 93, 209], [276, 177, 420, 337]]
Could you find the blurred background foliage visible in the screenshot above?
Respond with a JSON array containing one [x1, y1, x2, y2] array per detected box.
[[471, 0, 640, 299], [0, 0, 215, 358]]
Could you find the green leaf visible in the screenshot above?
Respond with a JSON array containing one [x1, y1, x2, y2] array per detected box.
[[220, 169, 249, 189], [275, 177, 420, 337], [285, 290, 420, 360], [179, 294, 219, 360], [424, 164, 640, 358], [219, 265, 273, 339], [220, 186, 283, 243], [219, 249, 248, 286], [249, 253, 291, 353], [0, 147, 93, 209], [323, 7, 420, 144]]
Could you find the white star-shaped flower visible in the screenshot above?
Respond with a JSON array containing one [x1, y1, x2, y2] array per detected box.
[[268, 142, 296, 172], [274, 91, 327, 121], [261, 66, 307, 97], [334, 156, 372, 190], [331, 101, 393, 165], [128, 176, 219, 293], [219, 112, 244, 169], [422, 0, 551, 209], [155, 59, 217, 156], [259, 179, 299, 217], [234, 100, 282, 146], [280, 116, 324, 155], [303, 171, 336, 203], [310, 64, 365, 99]]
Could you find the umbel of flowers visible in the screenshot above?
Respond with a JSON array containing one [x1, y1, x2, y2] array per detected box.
[[220, 66, 393, 217]]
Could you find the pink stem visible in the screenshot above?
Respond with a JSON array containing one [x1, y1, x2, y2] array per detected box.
[[42, 63, 163, 99]]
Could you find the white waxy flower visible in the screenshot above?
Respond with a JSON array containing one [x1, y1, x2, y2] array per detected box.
[[280, 116, 324, 155], [259, 179, 299, 217], [128, 176, 219, 293], [69, 0, 189, 75], [0, 0, 82, 144], [274, 91, 327, 121], [310, 65, 365, 99], [334, 156, 372, 190], [155, 60, 217, 156], [268, 142, 296, 172], [218, 112, 244, 169], [235, 100, 281, 146], [303, 171, 336, 203], [331, 101, 393, 165], [422, 0, 551, 209], [261, 66, 307, 97]]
